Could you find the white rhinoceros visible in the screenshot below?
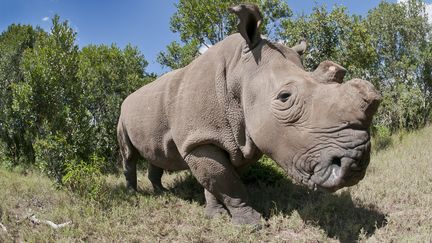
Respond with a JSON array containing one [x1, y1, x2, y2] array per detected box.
[[117, 4, 381, 226]]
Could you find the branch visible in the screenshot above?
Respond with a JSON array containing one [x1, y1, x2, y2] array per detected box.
[[30, 215, 72, 229], [17, 213, 34, 224], [0, 222, 7, 232]]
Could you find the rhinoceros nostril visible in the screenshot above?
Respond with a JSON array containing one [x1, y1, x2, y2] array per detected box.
[[331, 157, 342, 167]]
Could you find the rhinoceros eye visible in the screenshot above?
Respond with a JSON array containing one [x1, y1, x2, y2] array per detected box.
[[277, 92, 291, 102]]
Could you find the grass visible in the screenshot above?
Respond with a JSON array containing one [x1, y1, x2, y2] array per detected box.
[[1, 126, 432, 242]]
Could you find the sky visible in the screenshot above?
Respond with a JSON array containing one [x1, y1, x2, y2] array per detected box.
[[0, 0, 430, 75]]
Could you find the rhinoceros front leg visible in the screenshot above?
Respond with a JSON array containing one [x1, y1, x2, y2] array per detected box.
[[204, 189, 228, 218], [148, 163, 168, 192], [185, 145, 261, 226]]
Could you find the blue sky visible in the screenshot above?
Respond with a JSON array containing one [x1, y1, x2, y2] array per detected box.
[[0, 0, 424, 74]]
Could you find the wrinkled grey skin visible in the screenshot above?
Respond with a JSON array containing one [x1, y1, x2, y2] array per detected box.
[[117, 4, 381, 226]]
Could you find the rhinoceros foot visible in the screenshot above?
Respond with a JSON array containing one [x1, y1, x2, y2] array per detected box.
[[205, 204, 228, 218], [230, 207, 262, 228], [204, 189, 228, 218]]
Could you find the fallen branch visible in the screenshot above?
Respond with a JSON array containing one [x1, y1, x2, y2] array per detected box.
[[17, 213, 34, 224], [0, 222, 7, 232], [29, 215, 71, 229]]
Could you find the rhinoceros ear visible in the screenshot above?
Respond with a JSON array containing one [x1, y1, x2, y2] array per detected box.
[[229, 4, 262, 49], [292, 40, 307, 56], [313, 60, 347, 84]]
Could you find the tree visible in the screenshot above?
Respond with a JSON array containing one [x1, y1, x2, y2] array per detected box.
[[0, 24, 39, 166], [279, 5, 377, 79], [366, 0, 432, 130], [78, 44, 154, 170], [18, 15, 81, 180], [280, 0, 432, 131], [158, 0, 292, 70], [157, 39, 200, 70], [0, 15, 155, 180]]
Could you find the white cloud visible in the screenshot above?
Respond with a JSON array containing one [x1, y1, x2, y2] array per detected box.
[[42, 16, 49, 22]]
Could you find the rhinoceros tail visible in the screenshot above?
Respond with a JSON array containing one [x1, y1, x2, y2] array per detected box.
[[117, 119, 136, 164]]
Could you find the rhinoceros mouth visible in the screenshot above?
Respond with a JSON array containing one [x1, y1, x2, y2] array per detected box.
[[307, 139, 371, 192]]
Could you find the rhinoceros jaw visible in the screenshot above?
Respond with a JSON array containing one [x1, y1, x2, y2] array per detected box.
[[310, 164, 341, 190], [309, 155, 367, 192]]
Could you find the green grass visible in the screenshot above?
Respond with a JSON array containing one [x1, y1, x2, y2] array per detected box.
[[1, 126, 432, 242]]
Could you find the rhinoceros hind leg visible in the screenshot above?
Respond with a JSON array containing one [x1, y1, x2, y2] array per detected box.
[[124, 160, 137, 191], [148, 163, 167, 192], [185, 145, 261, 226], [117, 121, 138, 191], [204, 189, 228, 218], [121, 155, 138, 191]]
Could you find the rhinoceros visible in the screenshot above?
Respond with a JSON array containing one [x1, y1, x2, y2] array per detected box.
[[117, 4, 381, 226]]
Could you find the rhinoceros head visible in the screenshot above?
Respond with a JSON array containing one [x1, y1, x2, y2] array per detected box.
[[229, 4, 381, 191]]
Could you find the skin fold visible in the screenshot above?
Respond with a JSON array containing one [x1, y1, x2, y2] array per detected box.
[[117, 4, 381, 227]]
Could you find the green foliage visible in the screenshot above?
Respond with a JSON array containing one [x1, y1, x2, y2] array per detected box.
[[0, 24, 39, 166], [34, 134, 73, 183], [158, 0, 292, 69], [366, 1, 432, 132], [377, 83, 429, 131], [241, 156, 285, 185], [157, 40, 200, 70], [78, 44, 153, 171], [0, 15, 154, 181], [17, 16, 85, 181], [171, 0, 291, 44], [280, 0, 432, 135], [372, 125, 392, 152], [62, 155, 109, 201], [280, 6, 377, 78], [21, 15, 80, 136], [0, 140, 10, 168]]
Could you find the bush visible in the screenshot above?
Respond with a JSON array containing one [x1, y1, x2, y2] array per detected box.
[[0, 17, 153, 180], [62, 155, 109, 202], [372, 125, 392, 152], [0, 140, 10, 168], [375, 83, 429, 132], [34, 134, 74, 183], [241, 156, 286, 185]]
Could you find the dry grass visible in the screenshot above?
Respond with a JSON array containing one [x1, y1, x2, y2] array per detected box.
[[1, 126, 432, 242]]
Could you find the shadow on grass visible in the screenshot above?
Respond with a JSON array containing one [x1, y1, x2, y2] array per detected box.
[[94, 184, 146, 209], [168, 172, 206, 205], [167, 167, 387, 243], [250, 181, 387, 243]]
